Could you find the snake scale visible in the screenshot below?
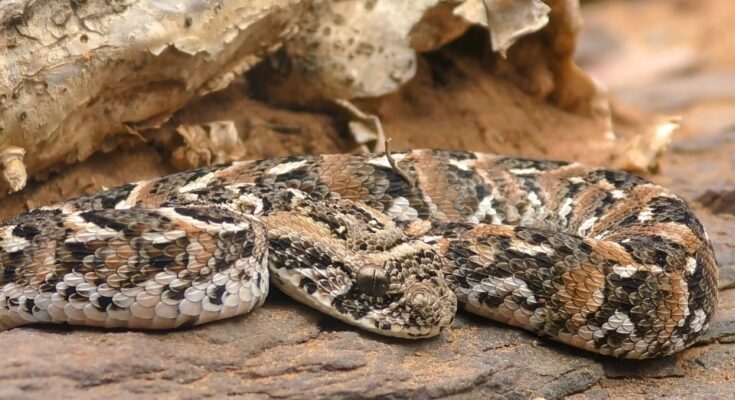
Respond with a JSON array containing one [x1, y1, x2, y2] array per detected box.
[[0, 150, 718, 359]]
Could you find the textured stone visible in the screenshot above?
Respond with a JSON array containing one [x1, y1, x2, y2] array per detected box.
[[602, 356, 685, 379], [3, 283, 735, 399], [5, 282, 735, 399], [0, 290, 605, 400], [698, 189, 735, 217], [699, 288, 735, 345]]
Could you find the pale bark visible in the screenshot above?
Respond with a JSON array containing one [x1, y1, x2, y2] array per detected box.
[[0, 0, 305, 191], [0, 0, 671, 196]]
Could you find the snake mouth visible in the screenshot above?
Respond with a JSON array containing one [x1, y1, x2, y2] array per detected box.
[[351, 281, 457, 339], [266, 230, 458, 339], [270, 269, 456, 339], [358, 319, 447, 339]]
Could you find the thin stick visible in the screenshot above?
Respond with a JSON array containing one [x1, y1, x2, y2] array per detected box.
[[384, 138, 416, 189]]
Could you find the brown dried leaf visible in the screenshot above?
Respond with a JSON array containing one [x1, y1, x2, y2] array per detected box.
[[171, 121, 246, 170]]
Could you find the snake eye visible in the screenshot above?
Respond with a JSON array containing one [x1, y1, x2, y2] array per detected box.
[[356, 265, 389, 297]]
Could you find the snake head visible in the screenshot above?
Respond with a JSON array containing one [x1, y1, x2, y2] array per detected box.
[[266, 197, 457, 339]]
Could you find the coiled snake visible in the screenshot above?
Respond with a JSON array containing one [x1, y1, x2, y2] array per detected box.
[[0, 150, 718, 359]]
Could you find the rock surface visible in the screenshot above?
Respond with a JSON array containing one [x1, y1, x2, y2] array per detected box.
[[0, 292, 607, 400]]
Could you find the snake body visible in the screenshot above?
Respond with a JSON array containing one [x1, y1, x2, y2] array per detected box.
[[0, 150, 718, 359]]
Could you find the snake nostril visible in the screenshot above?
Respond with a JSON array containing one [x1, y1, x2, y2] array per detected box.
[[406, 282, 437, 308], [411, 292, 428, 305]]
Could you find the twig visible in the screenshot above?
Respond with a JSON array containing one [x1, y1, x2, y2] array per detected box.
[[384, 138, 416, 189]]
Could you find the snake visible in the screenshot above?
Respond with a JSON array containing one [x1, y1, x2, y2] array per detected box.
[[0, 149, 718, 359]]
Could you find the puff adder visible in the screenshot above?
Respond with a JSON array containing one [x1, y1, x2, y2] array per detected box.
[[0, 150, 718, 359]]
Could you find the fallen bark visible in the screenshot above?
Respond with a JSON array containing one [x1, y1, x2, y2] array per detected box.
[[1, 0, 671, 196], [0, 0, 305, 192]]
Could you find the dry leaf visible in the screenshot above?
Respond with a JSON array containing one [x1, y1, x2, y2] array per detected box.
[[171, 121, 246, 169]]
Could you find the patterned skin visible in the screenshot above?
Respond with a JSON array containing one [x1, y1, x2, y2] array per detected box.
[[0, 150, 718, 359]]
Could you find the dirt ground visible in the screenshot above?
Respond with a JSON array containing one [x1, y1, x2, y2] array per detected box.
[[0, 1, 734, 399]]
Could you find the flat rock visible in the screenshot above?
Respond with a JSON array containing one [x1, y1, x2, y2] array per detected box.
[[3, 286, 735, 399], [0, 289, 607, 400], [698, 189, 735, 217], [699, 287, 735, 345], [602, 356, 685, 379]]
